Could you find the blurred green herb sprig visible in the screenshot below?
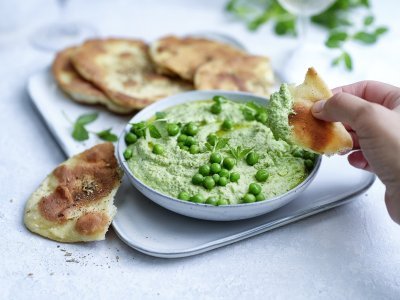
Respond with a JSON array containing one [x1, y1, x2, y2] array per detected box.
[[226, 0, 388, 70]]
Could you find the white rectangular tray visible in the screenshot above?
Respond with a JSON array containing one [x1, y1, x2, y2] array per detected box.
[[28, 69, 375, 258]]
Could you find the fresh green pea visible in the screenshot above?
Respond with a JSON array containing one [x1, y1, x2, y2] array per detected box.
[[123, 148, 133, 160], [167, 123, 180, 136], [255, 170, 269, 182], [185, 136, 196, 146], [230, 172, 240, 182], [213, 95, 227, 103], [190, 194, 206, 204], [210, 163, 222, 174], [210, 152, 222, 164], [246, 152, 259, 166], [304, 151, 316, 160], [223, 157, 236, 170], [248, 183, 262, 195], [177, 134, 187, 143], [221, 118, 233, 131], [305, 159, 314, 170], [152, 144, 164, 155], [242, 193, 256, 203], [218, 177, 229, 186], [125, 132, 138, 145], [206, 196, 219, 206], [186, 122, 199, 136], [189, 145, 200, 154], [192, 173, 204, 185], [177, 192, 190, 201], [207, 134, 218, 146], [178, 142, 185, 149], [212, 174, 220, 182], [217, 199, 229, 206], [199, 165, 211, 176], [255, 112, 268, 123], [182, 146, 189, 151], [255, 193, 266, 202], [219, 169, 230, 178], [292, 149, 303, 158], [210, 103, 222, 114], [203, 176, 216, 190]]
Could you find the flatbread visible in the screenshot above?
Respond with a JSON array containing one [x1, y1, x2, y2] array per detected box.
[[288, 67, 353, 155], [52, 47, 133, 114], [150, 35, 247, 81], [72, 38, 193, 110], [194, 55, 274, 96], [24, 143, 123, 242]]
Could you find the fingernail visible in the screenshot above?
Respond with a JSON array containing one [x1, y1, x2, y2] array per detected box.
[[312, 100, 326, 114]]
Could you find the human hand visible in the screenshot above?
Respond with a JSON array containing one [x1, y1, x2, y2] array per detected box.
[[311, 81, 400, 224]]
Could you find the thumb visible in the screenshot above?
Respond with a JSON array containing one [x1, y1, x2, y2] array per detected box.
[[311, 92, 372, 130]]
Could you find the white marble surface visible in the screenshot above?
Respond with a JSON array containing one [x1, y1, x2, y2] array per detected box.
[[1, 0, 400, 299]]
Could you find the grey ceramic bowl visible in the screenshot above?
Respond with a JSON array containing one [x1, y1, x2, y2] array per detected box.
[[117, 91, 321, 221]]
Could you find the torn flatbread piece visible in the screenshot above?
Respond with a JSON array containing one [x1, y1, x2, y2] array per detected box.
[[72, 38, 193, 110], [24, 143, 123, 242], [194, 55, 274, 97], [267, 67, 353, 155], [150, 35, 247, 81], [52, 47, 132, 114]]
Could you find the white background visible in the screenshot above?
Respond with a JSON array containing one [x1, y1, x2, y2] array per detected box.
[[1, 0, 400, 299]]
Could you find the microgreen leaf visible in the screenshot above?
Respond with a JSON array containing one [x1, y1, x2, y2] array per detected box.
[[96, 128, 118, 142], [155, 112, 167, 120], [76, 113, 98, 126], [353, 31, 377, 44], [205, 143, 213, 151], [375, 26, 388, 36], [363, 15, 374, 26], [72, 124, 89, 141], [215, 138, 229, 151], [343, 51, 353, 70], [148, 124, 162, 139]]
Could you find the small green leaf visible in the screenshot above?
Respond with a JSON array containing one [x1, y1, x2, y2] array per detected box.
[[360, 0, 370, 7], [325, 31, 348, 48], [215, 138, 229, 151], [325, 40, 341, 48], [331, 55, 342, 66], [353, 31, 377, 44], [363, 15, 374, 26], [375, 26, 388, 36], [343, 52, 353, 70], [72, 124, 89, 141], [239, 147, 254, 160], [149, 124, 162, 139], [96, 128, 118, 142], [76, 113, 98, 126], [205, 143, 213, 151]]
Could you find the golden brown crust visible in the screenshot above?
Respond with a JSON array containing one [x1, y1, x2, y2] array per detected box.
[[24, 143, 123, 242], [289, 67, 353, 154], [150, 35, 247, 81], [52, 47, 133, 114], [72, 38, 193, 109], [194, 55, 274, 96]]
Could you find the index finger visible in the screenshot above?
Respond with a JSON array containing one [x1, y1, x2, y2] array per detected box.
[[332, 81, 400, 110]]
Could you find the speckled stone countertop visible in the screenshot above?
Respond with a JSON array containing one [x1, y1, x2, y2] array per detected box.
[[1, 0, 400, 299]]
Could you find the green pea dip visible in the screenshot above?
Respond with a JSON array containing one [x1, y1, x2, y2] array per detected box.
[[125, 96, 316, 205]]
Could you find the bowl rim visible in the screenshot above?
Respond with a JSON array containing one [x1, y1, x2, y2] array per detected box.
[[117, 90, 322, 209]]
